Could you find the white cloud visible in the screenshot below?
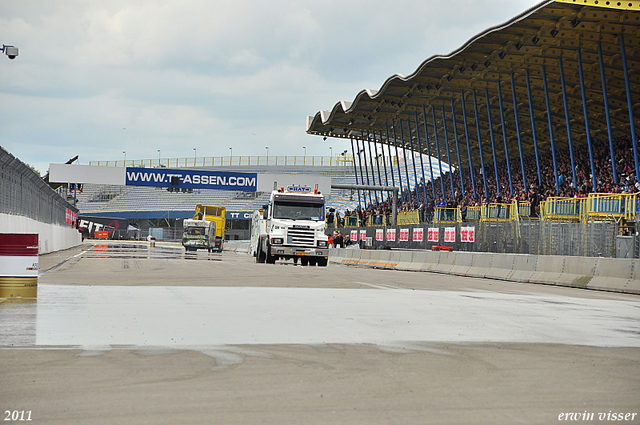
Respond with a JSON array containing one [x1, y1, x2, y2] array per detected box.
[[0, 0, 542, 175]]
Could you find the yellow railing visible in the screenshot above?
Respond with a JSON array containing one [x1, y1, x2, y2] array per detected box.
[[540, 197, 585, 222], [397, 210, 420, 225], [481, 203, 513, 221], [517, 201, 532, 218], [366, 214, 387, 226], [586, 192, 639, 221], [434, 207, 461, 224], [465, 206, 482, 221]]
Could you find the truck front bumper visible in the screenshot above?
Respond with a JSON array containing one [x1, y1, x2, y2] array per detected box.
[[270, 245, 328, 258]]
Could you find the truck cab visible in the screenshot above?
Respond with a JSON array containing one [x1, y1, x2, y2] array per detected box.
[[254, 186, 329, 266], [182, 219, 216, 252]]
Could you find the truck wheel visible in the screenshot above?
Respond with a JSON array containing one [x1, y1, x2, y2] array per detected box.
[[308, 258, 317, 266], [256, 245, 266, 263], [301, 258, 309, 266], [317, 258, 328, 267], [266, 247, 277, 264]]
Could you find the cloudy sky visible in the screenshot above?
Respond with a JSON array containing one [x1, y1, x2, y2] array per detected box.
[[1, 0, 542, 175]]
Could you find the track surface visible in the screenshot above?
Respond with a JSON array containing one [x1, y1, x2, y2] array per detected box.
[[1, 241, 639, 424]]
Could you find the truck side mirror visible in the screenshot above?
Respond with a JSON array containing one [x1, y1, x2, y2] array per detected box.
[[262, 205, 269, 219]]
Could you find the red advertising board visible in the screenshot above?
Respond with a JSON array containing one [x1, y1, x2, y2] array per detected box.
[[386, 228, 396, 242]]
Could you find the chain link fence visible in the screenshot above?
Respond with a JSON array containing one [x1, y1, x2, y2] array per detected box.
[[1, 146, 77, 225], [337, 219, 634, 258]]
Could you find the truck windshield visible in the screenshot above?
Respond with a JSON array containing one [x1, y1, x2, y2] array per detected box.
[[185, 227, 206, 236], [273, 202, 324, 221]]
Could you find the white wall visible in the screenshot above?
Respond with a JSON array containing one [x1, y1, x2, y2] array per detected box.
[[0, 213, 82, 254]]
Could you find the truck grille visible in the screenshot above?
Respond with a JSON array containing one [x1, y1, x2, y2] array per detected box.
[[287, 228, 315, 246]]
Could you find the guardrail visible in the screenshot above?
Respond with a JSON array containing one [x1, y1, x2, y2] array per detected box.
[[540, 197, 585, 222], [434, 207, 461, 224], [89, 155, 399, 168]]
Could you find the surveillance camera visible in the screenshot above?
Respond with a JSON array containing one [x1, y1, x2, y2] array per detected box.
[[3, 45, 18, 60]]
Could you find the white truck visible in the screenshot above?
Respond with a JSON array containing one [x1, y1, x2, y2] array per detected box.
[[251, 186, 329, 266]]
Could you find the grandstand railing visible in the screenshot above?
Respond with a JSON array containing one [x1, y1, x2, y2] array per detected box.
[[397, 210, 420, 225], [540, 197, 585, 222], [434, 207, 461, 224], [481, 203, 513, 222], [586, 192, 639, 222], [89, 155, 398, 168], [464, 206, 482, 222]]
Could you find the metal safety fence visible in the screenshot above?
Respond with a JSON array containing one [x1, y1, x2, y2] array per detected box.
[[1, 146, 77, 225], [338, 220, 631, 258]]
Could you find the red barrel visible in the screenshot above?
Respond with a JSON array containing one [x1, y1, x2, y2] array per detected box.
[[0, 234, 38, 299]]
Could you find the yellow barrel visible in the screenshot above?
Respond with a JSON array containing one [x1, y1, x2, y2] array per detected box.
[[0, 234, 38, 299]]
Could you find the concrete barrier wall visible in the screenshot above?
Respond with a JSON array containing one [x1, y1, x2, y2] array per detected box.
[[0, 213, 81, 254], [224, 240, 250, 253], [329, 248, 640, 295]]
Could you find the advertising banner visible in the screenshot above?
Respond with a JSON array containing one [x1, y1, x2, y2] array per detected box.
[[428, 228, 439, 242], [78, 216, 129, 239], [386, 228, 396, 242], [375, 228, 384, 241], [444, 227, 456, 243], [399, 228, 409, 242], [125, 167, 258, 191], [65, 208, 78, 226], [461, 226, 476, 243], [412, 227, 423, 242], [350, 230, 358, 242], [359, 230, 367, 241]]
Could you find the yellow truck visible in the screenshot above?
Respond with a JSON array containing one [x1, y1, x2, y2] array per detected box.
[[193, 204, 226, 252]]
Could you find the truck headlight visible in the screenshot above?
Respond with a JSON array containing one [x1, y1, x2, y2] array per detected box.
[[271, 238, 284, 245], [317, 240, 328, 248]]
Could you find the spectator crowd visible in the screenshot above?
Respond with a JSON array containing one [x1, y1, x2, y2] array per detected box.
[[327, 135, 639, 226]]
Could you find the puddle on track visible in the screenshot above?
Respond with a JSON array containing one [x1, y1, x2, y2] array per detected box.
[[2, 285, 640, 348]]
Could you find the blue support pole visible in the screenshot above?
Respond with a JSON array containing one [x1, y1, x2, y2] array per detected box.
[[472, 90, 489, 197], [620, 34, 640, 185], [350, 138, 362, 209], [355, 138, 371, 207], [441, 106, 456, 200], [451, 98, 465, 195], [399, 119, 413, 204], [558, 57, 578, 192], [414, 112, 429, 204], [525, 69, 542, 185], [421, 105, 437, 200], [431, 107, 446, 198], [372, 130, 384, 202], [510, 73, 528, 193], [383, 124, 392, 188], [598, 42, 617, 184], [461, 91, 477, 198], [497, 81, 514, 195], [366, 132, 379, 205], [362, 137, 374, 205], [578, 48, 598, 191], [484, 88, 501, 196], [541, 65, 560, 194], [391, 119, 405, 203], [406, 119, 421, 204]]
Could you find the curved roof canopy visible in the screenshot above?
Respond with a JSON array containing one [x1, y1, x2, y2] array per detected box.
[[306, 0, 640, 170]]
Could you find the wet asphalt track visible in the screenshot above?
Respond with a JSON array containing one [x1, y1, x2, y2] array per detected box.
[[1, 241, 639, 425]]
